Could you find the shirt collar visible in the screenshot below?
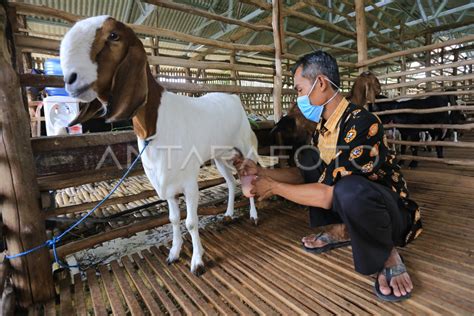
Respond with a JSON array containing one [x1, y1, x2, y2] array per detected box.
[[317, 98, 349, 134]]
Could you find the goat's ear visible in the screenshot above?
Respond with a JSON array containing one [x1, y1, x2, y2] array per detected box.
[[107, 43, 148, 122], [68, 99, 105, 126], [365, 80, 377, 105]]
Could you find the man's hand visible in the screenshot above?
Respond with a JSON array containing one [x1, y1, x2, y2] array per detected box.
[[233, 157, 259, 177], [251, 176, 278, 201]]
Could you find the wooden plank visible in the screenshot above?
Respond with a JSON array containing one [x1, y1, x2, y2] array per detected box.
[[54, 199, 248, 257], [153, 247, 235, 315], [147, 247, 216, 315], [32, 131, 137, 152], [384, 123, 474, 130], [151, 248, 234, 315], [174, 248, 254, 315], [0, 4, 54, 306], [110, 261, 144, 316], [358, 34, 474, 67], [11, 3, 274, 53], [130, 254, 181, 316], [85, 269, 108, 316], [38, 165, 144, 191], [72, 274, 87, 316], [180, 242, 276, 315], [142, 0, 271, 31], [374, 105, 474, 116], [141, 249, 200, 315], [121, 256, 162, 315], [377, 58, 474, 80], [58, 273, 73, 316], [397, 155, 474, 166], [203, 231, 350, 315], [387, 139, 474, 149], [97, 266, 126, 316]]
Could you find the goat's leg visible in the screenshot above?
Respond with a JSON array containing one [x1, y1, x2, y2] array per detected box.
[[184, 183, 205, 275], [167, 198, 183, 264], [214, 159, 236, 221]]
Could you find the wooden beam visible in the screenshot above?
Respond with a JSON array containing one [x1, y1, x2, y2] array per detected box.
[[382, 73, 474, 90], [383, 123, 474, 130], [396, 155, 474, 167], [376, 59, 474, 80], [358, 34, 474, 67], [142, 0, 272, 32], [355, 0, 368, 73], [11, 2, 274, 53], [373, 105, 474, 116], [272, 0, 283, 122], [53, 199, 251, 257], [374, 90, 474, 102], [0, 3, 54, 307], [387, 139, 474, 149], [45, 177, 226, 217]]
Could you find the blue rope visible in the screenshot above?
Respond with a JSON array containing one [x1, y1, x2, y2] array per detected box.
[[5, 140, 150, 269]]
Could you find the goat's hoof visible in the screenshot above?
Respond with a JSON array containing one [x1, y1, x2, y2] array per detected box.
[[408, 161, 418, 169], [250, 217, 259, 226], [223, 216, 234, 225], [166, 257, 179, 265], [191, 264, 206, 276]]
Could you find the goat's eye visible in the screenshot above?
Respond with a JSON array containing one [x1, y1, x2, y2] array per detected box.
[[108, 32, 119, 41]]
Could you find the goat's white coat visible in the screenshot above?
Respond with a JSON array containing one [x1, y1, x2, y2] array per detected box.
[[138, 91, 259, 271], [60, 18, 259, 273]]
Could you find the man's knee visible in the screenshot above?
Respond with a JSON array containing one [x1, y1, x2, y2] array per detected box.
[[333, 175, 373, 216]]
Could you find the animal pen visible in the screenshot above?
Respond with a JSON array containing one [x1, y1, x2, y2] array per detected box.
[[0, 0, 473, 314]]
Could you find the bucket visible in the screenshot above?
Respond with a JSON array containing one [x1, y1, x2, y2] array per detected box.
[[43, 96, 82, 136]]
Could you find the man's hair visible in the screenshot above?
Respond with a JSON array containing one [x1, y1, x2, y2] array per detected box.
[[291, 51, 340, 88]]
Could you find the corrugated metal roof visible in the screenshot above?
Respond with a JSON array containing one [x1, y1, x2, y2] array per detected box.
[[10, 0, 474, 62]]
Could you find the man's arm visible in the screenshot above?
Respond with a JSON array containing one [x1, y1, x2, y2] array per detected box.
[[259, 166, 305, 184], [273, 182, 333, 209]]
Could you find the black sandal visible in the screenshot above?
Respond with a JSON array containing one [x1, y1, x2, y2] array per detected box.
[[302, 232, 351, 254], [374, 258, 412, 302]]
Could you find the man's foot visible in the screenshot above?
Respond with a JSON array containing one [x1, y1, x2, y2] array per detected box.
[[302, 224, 350, 253], [375, 248, 413, 301]]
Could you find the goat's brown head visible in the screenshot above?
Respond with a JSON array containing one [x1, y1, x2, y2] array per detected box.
[[60, 16, 149, 124], [347, 71, 381, 108]]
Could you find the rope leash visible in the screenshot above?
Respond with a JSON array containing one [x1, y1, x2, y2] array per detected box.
[[5, 140, 150, 269]]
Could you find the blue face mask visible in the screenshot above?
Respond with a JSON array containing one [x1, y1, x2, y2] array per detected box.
[[296, 77, 340, 123]]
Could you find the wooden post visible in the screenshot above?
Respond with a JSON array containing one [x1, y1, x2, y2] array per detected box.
[[425, 33, 432, 91], [272, 0, 283, 122], [0, 3, 54, 307], [355, 0, 368, 73]]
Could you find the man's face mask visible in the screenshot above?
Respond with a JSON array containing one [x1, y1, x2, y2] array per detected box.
[[296, 76, 340, 123]]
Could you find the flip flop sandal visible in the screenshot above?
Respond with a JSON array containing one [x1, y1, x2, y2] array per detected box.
[[374, 257, 412, 302], [302, 232, 351, 254]]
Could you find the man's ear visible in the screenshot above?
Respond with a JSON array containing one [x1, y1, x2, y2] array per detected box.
[[68, 99, 105, 126], [106, 42, 148, 122]]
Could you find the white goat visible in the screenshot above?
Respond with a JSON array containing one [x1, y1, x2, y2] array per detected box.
[[60, 16, 258, 274]]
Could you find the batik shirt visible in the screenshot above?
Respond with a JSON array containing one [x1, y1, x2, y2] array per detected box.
[[315, 101, 422, 245]]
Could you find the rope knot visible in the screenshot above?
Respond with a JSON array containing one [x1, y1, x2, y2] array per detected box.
[[46, 237, 59, 248]]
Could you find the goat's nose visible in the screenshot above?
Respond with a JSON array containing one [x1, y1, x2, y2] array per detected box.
[[66, 72, 77, 85]]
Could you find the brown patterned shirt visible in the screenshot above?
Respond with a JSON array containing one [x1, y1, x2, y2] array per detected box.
[[316, 102, 422, 245]]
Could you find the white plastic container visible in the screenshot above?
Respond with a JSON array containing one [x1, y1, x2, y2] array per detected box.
[[43, 96, 82, 136]]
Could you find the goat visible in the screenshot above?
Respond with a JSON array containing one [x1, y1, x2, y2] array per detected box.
[[60, 16, 259, 275], [270, 103, 317, 166], [350, 71, 458, 168]]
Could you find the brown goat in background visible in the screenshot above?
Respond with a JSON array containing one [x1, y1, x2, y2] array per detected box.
[[347, 71, 381, 108]]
